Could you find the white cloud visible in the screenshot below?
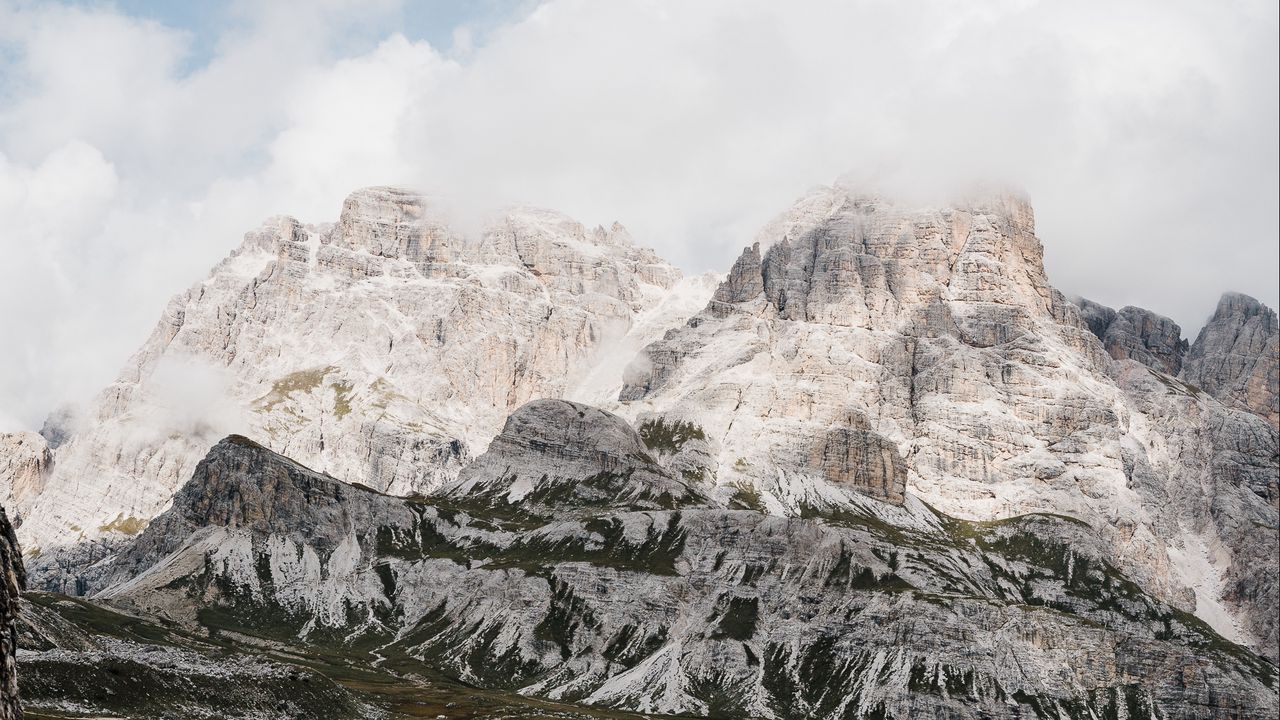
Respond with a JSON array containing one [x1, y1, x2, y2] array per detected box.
[[0, 0, 1276, 431]]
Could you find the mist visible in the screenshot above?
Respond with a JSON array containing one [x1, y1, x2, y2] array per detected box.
[[0, 0, 1276, 431]]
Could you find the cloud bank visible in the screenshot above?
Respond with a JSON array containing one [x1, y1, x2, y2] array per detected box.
[[0, 0, 1276, 430]]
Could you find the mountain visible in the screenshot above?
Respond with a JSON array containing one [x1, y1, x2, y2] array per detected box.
[[1, 183, 1277, 718], [1072, 300, 1187, 375], [1183, 292, 1280, 429], [7, 186, 716, 583], [613, 187, 1277, 658]]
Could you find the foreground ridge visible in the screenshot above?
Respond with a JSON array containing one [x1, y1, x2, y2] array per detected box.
[[10, 424, 1271, 719]]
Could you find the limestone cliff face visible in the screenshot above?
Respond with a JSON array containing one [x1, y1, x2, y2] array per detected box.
[[1182, 292, 1280, 429], [0, 433, 51, 524], [16, 187, 711, 570], [617, 184, 1278, 660], [0, 504, 24, 720]]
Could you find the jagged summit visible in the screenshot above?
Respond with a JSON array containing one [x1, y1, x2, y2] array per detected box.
[[1184, 290, 1279, 428], [1070, 291, 1278, 430], [8, 185, 713, 571], [1072, 298, 1187, 375]]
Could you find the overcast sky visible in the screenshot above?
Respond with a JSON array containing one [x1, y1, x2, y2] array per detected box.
[[0, 0, 1276, 431]]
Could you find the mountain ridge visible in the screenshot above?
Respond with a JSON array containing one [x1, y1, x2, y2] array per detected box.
[[0, 182, 1277, 718]]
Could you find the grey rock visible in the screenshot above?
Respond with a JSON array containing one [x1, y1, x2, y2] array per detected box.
[[445, 399, 705, 512], [1073, 296, 1117, 341], [1182, 292, 1280, 429], [808, 410, 906, 504], [1, 504, 24, 720], [710, 242, 764, 309], [63, 422, 1280, 719], [1073, 298, 1188, 375]]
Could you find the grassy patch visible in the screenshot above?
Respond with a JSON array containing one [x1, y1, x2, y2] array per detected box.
[[727, 482, 766, 512], [331, 379, 355, 418], [638, 418, 706, 454], [1146, 368, 1203, 398], [255, 365, 339, 412], [98, 514, 147, 535]]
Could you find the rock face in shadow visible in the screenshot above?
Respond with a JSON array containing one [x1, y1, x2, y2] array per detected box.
[[444, 399, 705, 512], [1183, 292, 1280, 429], [1, 504, 24, 720], [1074, 298, 1187, 375]]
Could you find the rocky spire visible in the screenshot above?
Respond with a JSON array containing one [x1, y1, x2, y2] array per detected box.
[[1182, 292, 1279, 428]]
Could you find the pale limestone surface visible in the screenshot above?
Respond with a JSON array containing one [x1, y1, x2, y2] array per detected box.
[[11, 187, 708, 566]]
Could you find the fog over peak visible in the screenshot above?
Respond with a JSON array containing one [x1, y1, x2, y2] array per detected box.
[[0, 0, 1276, 431]]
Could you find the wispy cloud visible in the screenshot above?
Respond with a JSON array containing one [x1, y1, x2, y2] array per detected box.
[[0, 0, 1276, 430]]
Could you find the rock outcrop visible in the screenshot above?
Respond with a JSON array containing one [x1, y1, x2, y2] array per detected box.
[[444, 399, 705, 511], [1073, 298, 1188, 375], [0, 433, 50, 524], [54, 425, 1280, 719], [1182, 292, 1280, 429], [1, 504, 24, 720]]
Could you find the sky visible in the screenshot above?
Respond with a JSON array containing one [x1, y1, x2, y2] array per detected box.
[[0, 0, 1276, 431]]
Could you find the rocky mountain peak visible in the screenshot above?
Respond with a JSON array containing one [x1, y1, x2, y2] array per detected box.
[[1072, 298, 1188, 375], [1183, 291, 1279, 428], [701, 187, 1053, 332], [11, 187, 712, 572], [1214, 290, 1278, 322], [613, 187, 1277, 660]]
